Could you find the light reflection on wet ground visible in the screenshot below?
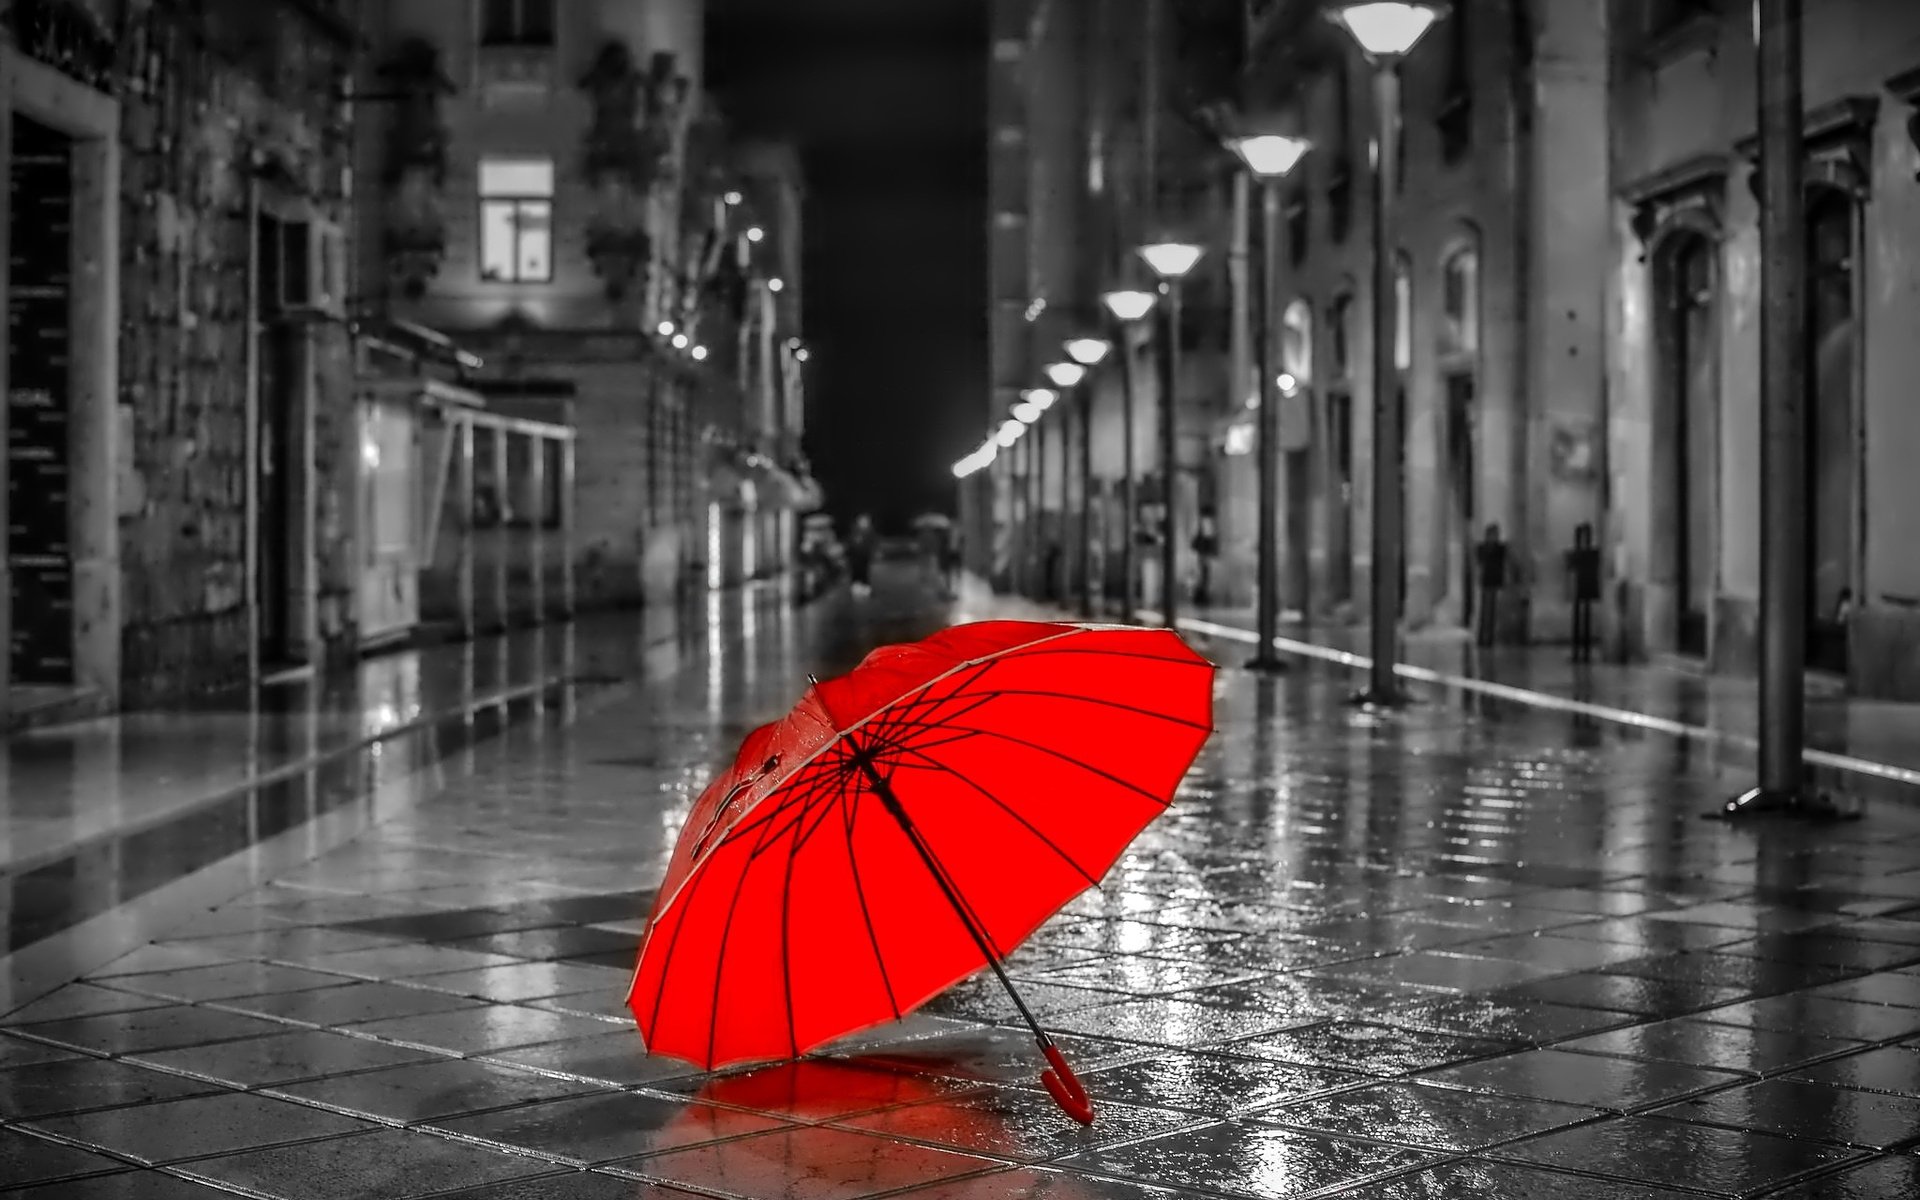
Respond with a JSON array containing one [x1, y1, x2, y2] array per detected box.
[[3, 568, 1920, 1197]]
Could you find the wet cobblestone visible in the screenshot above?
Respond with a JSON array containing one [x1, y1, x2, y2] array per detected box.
[[7, 578, 1920, 1196]]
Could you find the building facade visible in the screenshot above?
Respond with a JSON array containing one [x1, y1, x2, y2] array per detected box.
[[988, 0, 1920, 702], [354, 0, 815, 618]]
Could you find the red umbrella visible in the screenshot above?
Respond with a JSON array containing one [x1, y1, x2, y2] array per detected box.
[[626, 620, 1214, 1124]]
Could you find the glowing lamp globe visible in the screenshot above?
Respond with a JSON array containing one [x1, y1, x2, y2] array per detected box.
[[1064, 338, 1113, 366], [1229, 134, 1312, 178], [1328, 1, 1444, 59], [1137, 242, 1204, 280], [1045, 362, 1087, 388], [1102, 289, 1158, 322]]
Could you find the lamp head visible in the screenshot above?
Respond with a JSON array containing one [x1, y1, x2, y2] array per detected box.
[[1101, 289, 1158, 322], [1228, 133, 1312, 178], [1044, 361, 1088, 388], [1327, 1, 1445, 60], [1064, 337, 1113, 366], [1137, 242, 1204, 280]]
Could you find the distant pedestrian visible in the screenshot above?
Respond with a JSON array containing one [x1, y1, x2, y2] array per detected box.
[[1474, 523, 1510, 648], [1192, 506, 1220, 608], [847, 514, 876, 598], [940, 528, 963, 597], [1566, 522, 1601, 662]]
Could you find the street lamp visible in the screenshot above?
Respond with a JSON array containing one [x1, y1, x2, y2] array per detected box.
[[1227, 130, 1313, 673], [1136, 241, 1205, 630], [1102, 288, 1158, 621], [1328, 0, 1445, 706], [1045, 361, 1087, 388], [1064, 337, 1114, 617]]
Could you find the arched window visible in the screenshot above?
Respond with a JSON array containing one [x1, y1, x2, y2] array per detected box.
[[1282, 300, 1313, 384], [1393, 254, 1412, 372], [1330, 291, 1355, 378], [1441, 245, 1479, 359]]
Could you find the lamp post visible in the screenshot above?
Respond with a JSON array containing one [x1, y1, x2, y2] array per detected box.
[[1041, 364, 1086, 604], [1328, 0, 1444, 706], [1063, 340, 1111, 619], [1019, 387, 1057, 597], [1101, 289, 1157, 622], [1136, 243, 1204, 630], [1227, 132, 1313, 672]]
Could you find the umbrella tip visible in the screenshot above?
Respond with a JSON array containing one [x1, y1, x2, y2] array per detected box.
[[807, 673, 820, 686]]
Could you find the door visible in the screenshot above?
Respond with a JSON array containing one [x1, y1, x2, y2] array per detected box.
[[1806, 188, 1856, 675], [255, 215, 299, 666], [7, 117, 75, 685], [1666, 232, 1716, 657], [1328, 390, 1353, 604], [1445, 372, 1476, 625]]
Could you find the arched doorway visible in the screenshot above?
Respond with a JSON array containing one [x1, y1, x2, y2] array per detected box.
[[1438, 241, 1480, 625], [1657, 229, 1717, 657], [1806, 185, 1857, 674]]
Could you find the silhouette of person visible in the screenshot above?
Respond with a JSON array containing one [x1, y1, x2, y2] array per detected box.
[[1474, 523, 1510, 648], [1567, 522, 1601, 663]]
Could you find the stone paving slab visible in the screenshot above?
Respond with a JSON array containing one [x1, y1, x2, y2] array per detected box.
[[7, 576, 1920, 1197]]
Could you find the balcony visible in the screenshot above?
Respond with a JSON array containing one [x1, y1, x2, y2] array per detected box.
[[476, 43, 557, 106]]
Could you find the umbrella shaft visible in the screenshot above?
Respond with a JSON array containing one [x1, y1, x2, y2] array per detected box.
[[853, 753, 1052, 1049]]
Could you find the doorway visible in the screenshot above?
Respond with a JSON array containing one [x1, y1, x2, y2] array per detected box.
[[1662, 230, 1716, 657], [255, 213, 309, 671], [1806, 186, 1856, 675], [1327, 390, 1353, 605], [1444, 372, 1476, 625], [7, 116, 75, 685]]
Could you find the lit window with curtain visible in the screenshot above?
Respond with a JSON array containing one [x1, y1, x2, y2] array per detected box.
[[1440, 247, 1479, 357], [1394, 255, 1412, 372], [479, 158, 554, 284], [1282, 300, 1314, 383]]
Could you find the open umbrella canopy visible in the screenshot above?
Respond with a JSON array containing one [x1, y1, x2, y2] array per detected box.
[[628, 620, 1214, 1121]]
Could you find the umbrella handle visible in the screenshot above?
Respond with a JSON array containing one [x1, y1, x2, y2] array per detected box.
[[1040, 1043, 1095, 1125]]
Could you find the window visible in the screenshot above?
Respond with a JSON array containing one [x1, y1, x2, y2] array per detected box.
[[1441, 246, 1479, 357], [1394, 255, 1412, 372], [481, 0, 554, 46], [479, 158, 553, 283], [1330, 292, 1354, 377], [1282, 300, 1313, 383]]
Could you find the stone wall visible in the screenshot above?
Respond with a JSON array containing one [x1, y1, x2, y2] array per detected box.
[[114, 0, 358, 704]]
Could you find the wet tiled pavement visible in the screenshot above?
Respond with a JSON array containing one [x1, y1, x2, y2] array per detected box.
[[6, 571, 1920, 1196]]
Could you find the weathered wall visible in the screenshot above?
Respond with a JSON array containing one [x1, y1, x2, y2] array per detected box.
[[115, 0, 358, 704]]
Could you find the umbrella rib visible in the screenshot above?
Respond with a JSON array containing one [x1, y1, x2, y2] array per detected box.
[[927, 687, 1215, 733], [841, 789, 904, 1020], [920, 722, 1178, 808], [879, 739, 1101, 889], [701, 787, 802, 1068], [1012, 645, 1214, 667]]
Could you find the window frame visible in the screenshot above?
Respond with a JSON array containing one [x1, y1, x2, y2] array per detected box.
[[480, 0, 555, 47], [477, 157, 556, 285]]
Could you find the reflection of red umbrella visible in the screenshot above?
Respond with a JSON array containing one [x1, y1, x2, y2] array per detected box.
[[627, 620, 1214, 1124]]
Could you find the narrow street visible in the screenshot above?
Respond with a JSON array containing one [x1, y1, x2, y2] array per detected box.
[[3, 567, 1919, 1198]]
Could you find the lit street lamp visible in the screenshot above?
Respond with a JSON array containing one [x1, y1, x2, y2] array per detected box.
[[1227, 130, 1312, 673], [1137, 243, 1204, 630], [1102, 288, 1157, 622], [1328, 0, 1444, 706], [1064, 338, 1114, 618]]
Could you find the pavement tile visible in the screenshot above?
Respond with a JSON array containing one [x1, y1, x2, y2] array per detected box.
[[1227, 1020, 1520, 1076], [1488, 971, 1751, 1017], [1786, 1043, 1920, 1095], [1760, 1154, 1920, 1199], [1390, 997, 1638, 1043], [0, 983, 174, 1025], [1306, 950, 1570, 993], [308, 944, 530, 980], [604, 1125, 1006, 1199], [174, 1127, 555, 1198], [0, 1054, 225, 1119], [430, 1172, 714, 1198], [0, 1126, 135, 1187], [3, 1170, 247, 1198], [269, 1056, 608, 1123], [886, 1169, 1213, 1198], [1058, 1121, 1439, 1198], [1038, 994, 1304, 1046], [133, 1027, 439, 1087], [1419, 1046, 1746, 1111], [405, 961, 627, 1002], [344, 1004, 622, 1055], [1258, 1080, 1603, 1151], [21, 1090, 374, 1164], [478, 1030, 699, 1087], [1491, 1113, 1864, 1194], [1802, 970, 1920, 1008], [1658, 1075, 1920, 1150], [210, 979, 486, 1026], [0, 1031, 84, 1067], [1079, 1050, 1372, 1117], [834, 1084, 1200, 1162], [431, 1091, 789, 1167], [644, 1058, 983, 1123], [1343, 1158, 1707, 1198], [9, 1004, 291, 1056], [1555, 1015, 1867, 1075], [99, 961, 359, 1004], [85, 943, 243, 978]]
